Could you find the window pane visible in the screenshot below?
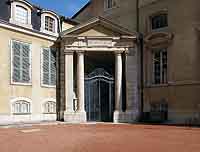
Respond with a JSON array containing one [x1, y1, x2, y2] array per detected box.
[[154, 51, 161, 84], [162, 50, 167, 83], [13, 101, 30, 114], [153, 49, 168, 84], [151, 14, 168, 30], [45, 16, 55, 32], [15, 6, 28, 24]]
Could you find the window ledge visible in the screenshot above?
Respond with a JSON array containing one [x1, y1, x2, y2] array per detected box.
[[40, 29, 59, 37], [43, 113, 56, 114], [13, 113, 31, 115], [150, 27, 169, 33], [145, 83, 169, 88], [11, 82, 32, 86], [41, 84, 56, 89], [9, 19, 33, 30], [104, 6, 118, 13]]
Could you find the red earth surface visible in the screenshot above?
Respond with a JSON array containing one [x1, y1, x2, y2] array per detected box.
[[0, 123, 199, 152]]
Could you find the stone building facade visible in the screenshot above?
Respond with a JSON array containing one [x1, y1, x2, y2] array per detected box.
[[0, 0, 76, 124], [72, 0, 200, 124], [1, 0, 200, 124]]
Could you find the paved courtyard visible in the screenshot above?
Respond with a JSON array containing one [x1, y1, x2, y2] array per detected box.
[[0, 123, 200, 152]]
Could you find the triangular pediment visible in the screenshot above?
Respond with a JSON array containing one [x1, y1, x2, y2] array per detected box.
[[61, 16, 136, 37]]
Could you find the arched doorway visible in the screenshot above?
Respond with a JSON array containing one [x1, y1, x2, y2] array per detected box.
[[85, 68, 114, 122]]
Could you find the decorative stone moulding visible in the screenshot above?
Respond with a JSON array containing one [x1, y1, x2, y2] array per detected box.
[[144, 32, 174, 49]]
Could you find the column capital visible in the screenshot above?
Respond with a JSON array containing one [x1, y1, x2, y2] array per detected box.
[[64, 50, 74, 55], [76, 50, 85, 54], [114, 50, 123, 55]]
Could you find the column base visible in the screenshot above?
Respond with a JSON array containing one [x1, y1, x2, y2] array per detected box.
[[64, 111, 87, 123], [113, 110, 139, 123]]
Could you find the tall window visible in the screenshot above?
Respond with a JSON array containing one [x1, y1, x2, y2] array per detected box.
[[44, 101, 56, 114], [45, 16, 55, 32], [12, 41, 31, 84], [42, 48, 56, 86], [13, 100, 31, 114], [15, 5, 28, 24], [151, 14, 168, 30], [153, 49, 167, 84]]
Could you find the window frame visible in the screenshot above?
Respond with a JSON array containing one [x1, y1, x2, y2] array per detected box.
[[15, 5, 29, 25], [149, 11, 168, 32], [40, 47, 56, 88], [10, 40, 32, 86], [9, 1, 33, 29], [11, 97, 32, 115], [40, 11, 59, 36], [104, 0, 117, 11], [152, 48, 168, 85], [43, 100, 56, 114]]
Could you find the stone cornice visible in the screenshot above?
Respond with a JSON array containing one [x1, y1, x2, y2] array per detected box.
[[144, 32, 174, 49]]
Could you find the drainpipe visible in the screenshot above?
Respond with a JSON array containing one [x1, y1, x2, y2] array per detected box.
[[136, 0, 144, 121]]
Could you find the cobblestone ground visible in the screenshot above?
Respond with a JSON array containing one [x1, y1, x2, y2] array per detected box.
[[0, 123, 200, 152]]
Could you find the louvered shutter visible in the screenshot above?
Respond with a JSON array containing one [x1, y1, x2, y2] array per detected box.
[[50, 49, 56, 86], [12, 41, 21, 82], [22, 44, 30, 83], [43, 48, 50, 85]]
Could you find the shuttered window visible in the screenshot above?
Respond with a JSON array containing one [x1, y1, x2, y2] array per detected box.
[[12, 41, 31, 84], [42, 48, 56, 86]]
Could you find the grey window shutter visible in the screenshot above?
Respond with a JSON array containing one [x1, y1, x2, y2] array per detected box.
[[50, 50, 56, 86], [22, 44, 30, 82], [43, 48, 50, 85], [12, 41, 21, 82]]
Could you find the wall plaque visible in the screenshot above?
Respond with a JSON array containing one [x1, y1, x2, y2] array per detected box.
[[87, 39, 112, 47]]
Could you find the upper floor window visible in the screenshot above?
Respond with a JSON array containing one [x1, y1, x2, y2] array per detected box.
[[153, 48, 167, 84], [11, 40, 31, 85], [104, 0, 116, 10], [40, 11, 59, 36], [151, 13, 168, 30], [12, 100, 31, 114], [41, 48, 56, 87], [9, 1, 33, 29], [15, 5, 28, 24], [45, 16, 55, 32]]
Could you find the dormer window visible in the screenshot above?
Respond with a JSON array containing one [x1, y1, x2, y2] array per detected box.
[[40, 11, 59, 36], [9, 0, 33, 29], [45, 16, 55, 32], [15, 5, 28, 24]]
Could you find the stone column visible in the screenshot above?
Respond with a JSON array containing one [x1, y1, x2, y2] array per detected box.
[[75, 51, 86, 122], [77, 51, 85, 112], [114, 52, 124, 122], [64, 51, 75, 122], [65, 51, 74, 113]]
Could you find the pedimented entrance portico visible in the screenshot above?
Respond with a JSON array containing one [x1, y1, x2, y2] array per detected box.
[[59, 17, 140, 123]]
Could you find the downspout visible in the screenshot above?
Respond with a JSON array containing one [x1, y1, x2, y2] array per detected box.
[[136, 0, 144, 121]]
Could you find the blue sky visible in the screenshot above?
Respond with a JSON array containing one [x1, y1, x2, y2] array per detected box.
[[29, 0, 89, 17]]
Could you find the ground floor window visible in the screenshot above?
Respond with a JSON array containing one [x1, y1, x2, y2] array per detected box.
[[12, 100, 31, 114], [44, 101, 56, 114]]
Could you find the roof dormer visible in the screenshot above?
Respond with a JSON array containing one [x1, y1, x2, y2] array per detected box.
[[9, 0, 33, 29], [40, 10, 60, 36]]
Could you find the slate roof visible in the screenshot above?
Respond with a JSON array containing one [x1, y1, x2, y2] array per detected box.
[[0, 0, 78, 33]]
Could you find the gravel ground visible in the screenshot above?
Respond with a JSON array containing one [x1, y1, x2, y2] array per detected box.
[[0, 123, 199, 152]]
